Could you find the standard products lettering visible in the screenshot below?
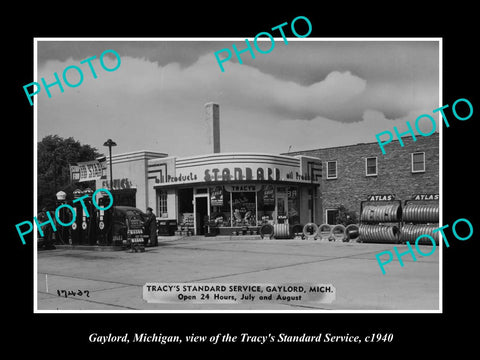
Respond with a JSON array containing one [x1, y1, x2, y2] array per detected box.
[[166, 173, 198, 183], [15, 188, 113, 244], [204, 167, 280, 182], [214, 16, 312, 72], [23, 49, 121, 106]]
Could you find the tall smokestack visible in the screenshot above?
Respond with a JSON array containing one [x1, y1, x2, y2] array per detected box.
[[205, 102, 220, 153]]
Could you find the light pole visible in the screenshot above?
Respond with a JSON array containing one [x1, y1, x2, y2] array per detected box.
[[51, 147, 59, 194], [103, 139, 117, 190]]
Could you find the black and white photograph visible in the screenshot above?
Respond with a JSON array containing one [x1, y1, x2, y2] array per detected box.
[[33, 38, 441, 312]]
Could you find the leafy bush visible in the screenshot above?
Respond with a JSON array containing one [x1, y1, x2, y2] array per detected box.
[[335, 205, 358, 226]]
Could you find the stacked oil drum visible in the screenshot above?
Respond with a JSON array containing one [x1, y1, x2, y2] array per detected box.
[[400, 203, 439, 245], [359, 203, 402, 243]]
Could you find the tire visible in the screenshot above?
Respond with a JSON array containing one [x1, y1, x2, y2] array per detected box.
[[259, 224, 274, 239]]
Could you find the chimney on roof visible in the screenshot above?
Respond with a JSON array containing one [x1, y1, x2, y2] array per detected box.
[[205, 102, 220, 153]]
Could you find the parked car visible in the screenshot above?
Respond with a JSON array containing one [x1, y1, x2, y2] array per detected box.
[[111, 206, 150, 247]]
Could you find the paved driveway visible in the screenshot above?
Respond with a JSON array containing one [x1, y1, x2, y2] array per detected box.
[[36, 236, 439, 311]]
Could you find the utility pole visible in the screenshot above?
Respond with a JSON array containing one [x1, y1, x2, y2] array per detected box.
[[103, 139, 117, 190]]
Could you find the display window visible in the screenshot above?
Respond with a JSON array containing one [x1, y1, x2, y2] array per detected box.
[[209, 186, 231, 227], [231, 191, 256, 226], [175, 184, 304, 231], [257, 185, 275, 224], [287, 186, 300, 225]]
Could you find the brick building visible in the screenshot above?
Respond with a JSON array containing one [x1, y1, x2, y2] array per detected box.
[[283, 133, 439, 225]]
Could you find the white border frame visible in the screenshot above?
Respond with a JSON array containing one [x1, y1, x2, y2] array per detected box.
[[33, 37, 443, 314], [411, 152, 426, 173]]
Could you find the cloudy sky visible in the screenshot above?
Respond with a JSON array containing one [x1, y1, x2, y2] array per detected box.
[[36, 39, 439, 157]]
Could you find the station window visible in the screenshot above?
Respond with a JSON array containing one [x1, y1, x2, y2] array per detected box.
[[157, 190, 168, 216], [326, 161, 337, 179], [365, 157, 377, 176], [411, 152, 425, 173]]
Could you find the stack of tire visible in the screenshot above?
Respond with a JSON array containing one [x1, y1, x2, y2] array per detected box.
[[360, 203, 402, 222], [358, 224, 400, 243], [273, 223, 290, 239], [402, 204, 438, 223], [400, 224, 439, 245], [359, 203, 401, 244], [400, 203, 439, 245]]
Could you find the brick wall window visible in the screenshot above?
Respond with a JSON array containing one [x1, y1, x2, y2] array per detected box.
[[411, 152, 425, 173], [326, 161, 337, 179], [365, 157, 377, 176], [326, 209, 339, 225]]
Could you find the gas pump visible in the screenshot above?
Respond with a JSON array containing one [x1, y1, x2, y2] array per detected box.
[[70, 189, 84, 245], [54, 190, 69, 244], [81, 188, 97, 245], [96, 194, 113, 245]]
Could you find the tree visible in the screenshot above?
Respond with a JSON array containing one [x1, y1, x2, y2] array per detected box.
[[38, 135, 103, 210], [335, 205, 358, 226]]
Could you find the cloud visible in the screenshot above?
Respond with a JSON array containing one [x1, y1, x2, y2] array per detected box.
[[37, 53, 370, 124], [274, 108, 440, 153], [37, 43, 439, 157]]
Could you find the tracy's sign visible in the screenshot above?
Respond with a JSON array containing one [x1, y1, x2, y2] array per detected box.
[[224, 184, 261, 192]]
